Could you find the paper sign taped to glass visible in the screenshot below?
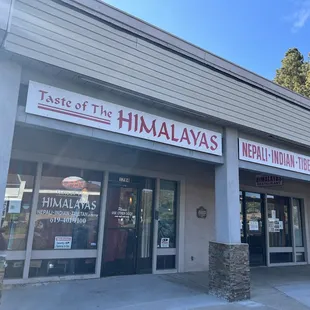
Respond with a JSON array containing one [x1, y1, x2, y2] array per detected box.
[[7, 199, 22, 214], [54, 236, 72, 249], [160, 238, 170, 248], [269, 218, 280, 232], [249, 220, 259, 231], [279, 221, 283, 230]]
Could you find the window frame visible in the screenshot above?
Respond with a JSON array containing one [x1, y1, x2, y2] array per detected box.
[[2, 159, 37, 252], [4, 153, 184, 283], [240, 187, 307, 267], [32, 163, 103, 251]]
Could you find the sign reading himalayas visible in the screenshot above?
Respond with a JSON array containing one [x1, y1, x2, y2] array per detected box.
[[26, 81, 222, 156]]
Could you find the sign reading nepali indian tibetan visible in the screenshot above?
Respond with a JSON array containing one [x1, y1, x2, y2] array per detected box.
[[26, 81, 222, 156], [239, 138, 310, 175]]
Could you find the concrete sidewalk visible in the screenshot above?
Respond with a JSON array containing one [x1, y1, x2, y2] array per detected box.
[[2, 266, 310, 309], [1, 274, 226, 310]]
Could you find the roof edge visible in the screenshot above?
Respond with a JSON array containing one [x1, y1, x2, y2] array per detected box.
[[60, 0, 310, 109]]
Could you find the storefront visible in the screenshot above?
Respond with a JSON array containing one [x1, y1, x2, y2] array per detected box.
[[1, 0, 310, 302], [2, 159, 181, 280], [239, 139, 310, 269], [0, 79, 222, 284], [240, 189, 306, 267]]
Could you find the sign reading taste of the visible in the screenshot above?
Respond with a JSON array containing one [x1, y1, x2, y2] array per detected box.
[[26, 81, 222, 156], [239, 138, 310, 175]]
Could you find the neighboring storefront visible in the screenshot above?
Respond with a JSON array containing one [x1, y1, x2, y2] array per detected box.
[[239, 138, 310, 268], [2, 0, 310, 302], [239, 188, 306, 267]]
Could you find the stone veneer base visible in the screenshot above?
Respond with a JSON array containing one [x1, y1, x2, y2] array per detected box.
[[209, 241, 250, 302]]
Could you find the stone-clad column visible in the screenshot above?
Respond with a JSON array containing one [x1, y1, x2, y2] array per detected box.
[[209, 127, 250, 302], [0, 58, 22, 292]]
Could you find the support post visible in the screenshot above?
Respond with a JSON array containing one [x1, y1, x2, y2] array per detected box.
[[152, 178, 160, 274], [0, 58, 21, 296], [209, 128, 250, 302], [95, 171, 109, 277]]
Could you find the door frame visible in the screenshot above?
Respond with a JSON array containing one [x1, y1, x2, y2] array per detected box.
[[7, 149, 186, 284], [240, 190, 267, 266], [101, 175, 155, 276], [241, 185, 308, 267], [136, 185, 156, 274]]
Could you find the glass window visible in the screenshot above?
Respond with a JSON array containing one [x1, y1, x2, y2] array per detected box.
[[296, 252, 305, 262], [293, 198, 304, 247], [32, 164, 102, 250], [4, 260, 24, 279], [106, 187, 137, 229], [28, 258, 96, 277], [267, 195, 292, 247], [245, 192, 264, 236], [1, 160, 36, 251], [158, 180, 177, 248], [156, 255, 176, 270], [244, 192, 265, 266], [140, 187, 154, 260], [270, 252, 293, 264]]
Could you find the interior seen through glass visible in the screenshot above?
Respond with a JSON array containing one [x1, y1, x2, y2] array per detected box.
[[3, 160, 306, 279], [33, 164, 102, 250], [240, 191, 305, 265], [267, 195, 291, 248], [2, 160, 36, 251], [102, 176, 155, 276]]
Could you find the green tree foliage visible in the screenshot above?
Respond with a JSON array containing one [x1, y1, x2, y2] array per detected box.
[[274, 48, 310, 97], [305, 63, 310, 97]]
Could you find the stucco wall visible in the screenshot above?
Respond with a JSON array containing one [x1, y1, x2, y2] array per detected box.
[[184, 172, 214, 271]]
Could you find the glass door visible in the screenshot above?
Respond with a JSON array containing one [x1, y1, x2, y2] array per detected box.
[[102, 186, 138, 276], [136, 187, 153, 273], [245, 192, 265, 266], [241, 192, 266, 266], [102, 175, 154, 276], [241, 191, 306, 266], [267, 195, 293, 263]]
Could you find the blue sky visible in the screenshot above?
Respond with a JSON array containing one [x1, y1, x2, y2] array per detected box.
[[103, 0, 310, 80]]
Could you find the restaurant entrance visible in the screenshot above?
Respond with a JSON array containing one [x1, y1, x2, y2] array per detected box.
[[240, 192, 266, 266], [101, 174, 155, 276], [240, 188, 306, 266]]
